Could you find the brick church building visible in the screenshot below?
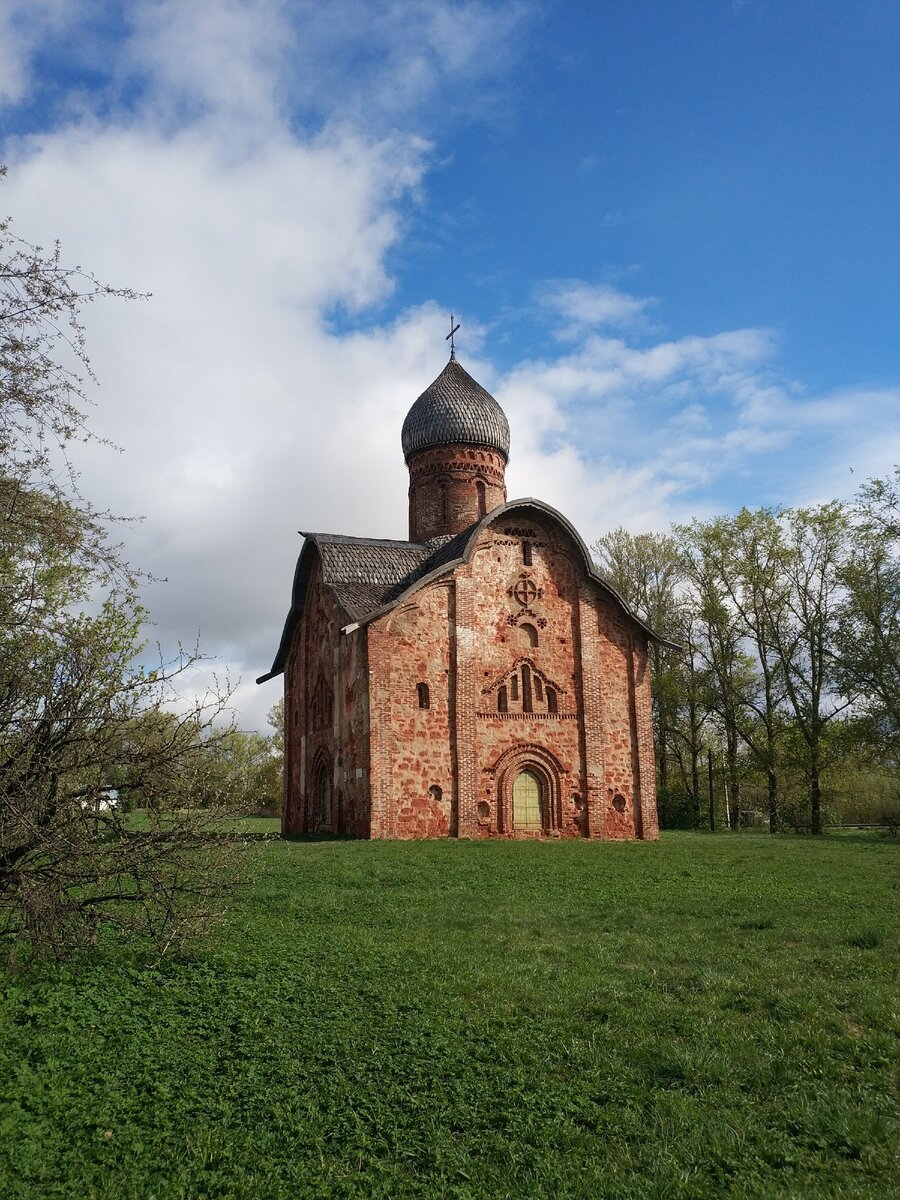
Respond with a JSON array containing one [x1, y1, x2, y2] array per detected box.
[[259, 353, 661, 840]]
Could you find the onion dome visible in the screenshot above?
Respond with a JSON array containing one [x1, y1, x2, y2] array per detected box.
[[401, 358, 510, 463]]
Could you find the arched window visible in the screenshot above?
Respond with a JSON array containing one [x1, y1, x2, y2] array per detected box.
[[533, 675, 543, 702], [546, 687, 558, 714], [497, 685, 508, 713], [521, 663, 533, 713], [510, 673, 519, 701], [310, 676, 333, 731], [417, 682, 430, 709], [519, 622, 538, 648], [513, 769, 542, 830], [312, 754, 332, 830]]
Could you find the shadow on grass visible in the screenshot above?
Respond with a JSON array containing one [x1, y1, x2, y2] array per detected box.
[[282, 831, 358, 843]]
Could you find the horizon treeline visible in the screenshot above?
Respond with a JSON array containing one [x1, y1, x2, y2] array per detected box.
[[592, 468, 900, 834]]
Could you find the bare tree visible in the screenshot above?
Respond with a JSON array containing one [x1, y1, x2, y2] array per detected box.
[[1, 167, 249, 963]]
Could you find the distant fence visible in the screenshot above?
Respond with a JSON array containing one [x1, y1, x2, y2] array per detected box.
[[829, 822, 897, 830]]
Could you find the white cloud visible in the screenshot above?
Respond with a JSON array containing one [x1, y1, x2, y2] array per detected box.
[[2, 1, 529, 729], [276, 0, 536, 130], [2, 1, 896, 733], [0, 0, 75, 106], [122, 0, 292, 133], [496, 321, 899, 541], [540, 280, 654, 337]]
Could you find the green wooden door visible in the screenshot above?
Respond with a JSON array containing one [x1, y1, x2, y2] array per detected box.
[[513, 769, 542, 831]]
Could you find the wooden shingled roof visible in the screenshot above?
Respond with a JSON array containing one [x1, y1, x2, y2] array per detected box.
[[400, 358, 510, 462], [257, 500, 677, 684]]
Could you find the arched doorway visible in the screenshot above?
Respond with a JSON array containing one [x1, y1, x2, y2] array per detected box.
[[491, 746, 565, 836], [512, 769, 543, 831]]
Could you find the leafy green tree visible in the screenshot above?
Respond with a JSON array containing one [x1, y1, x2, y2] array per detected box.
[[679, 523, 756, 829], [0, 491, 242, 960], [265, 697, 285, 814], [680, 510, 790, 830], [268, 696, 285, 757], [593, 528, 709, 819], [836, 469, 900, 768], [191, 728, 282, 812], [762, 503, 851, 833]]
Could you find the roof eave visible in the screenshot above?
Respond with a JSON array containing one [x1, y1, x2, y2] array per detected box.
[[346, 498, 672, 645]]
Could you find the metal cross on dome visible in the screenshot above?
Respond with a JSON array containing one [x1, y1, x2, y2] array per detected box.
[[446, 313, 461, 360]]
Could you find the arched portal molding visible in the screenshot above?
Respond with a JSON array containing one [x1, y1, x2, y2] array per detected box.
[[490, 743, 566, 835], [308, 745, 334, 833]]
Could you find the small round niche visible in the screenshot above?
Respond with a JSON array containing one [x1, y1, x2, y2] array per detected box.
[[612, 793, 627, 813], [477, 800, 491, 822]]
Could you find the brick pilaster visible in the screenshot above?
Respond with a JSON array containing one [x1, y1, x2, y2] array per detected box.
[[577, 586, 605, 838], [632, 638, 660, 840], [453, 572, 478, 837], [367, 624, 394, 838]]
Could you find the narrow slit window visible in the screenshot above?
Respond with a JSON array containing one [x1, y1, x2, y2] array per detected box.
[[522, 663, 533, 713], [497, 686, 508, 713], [510, 673, 519, 701], [534, 675, 543, 702], [476, 480, 486, 518], [523, 541, 532, 566], [547, 688, 557, 714], [417, 682, 430, 709]]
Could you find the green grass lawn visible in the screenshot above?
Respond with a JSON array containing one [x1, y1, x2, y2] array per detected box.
[[1, 833, 898, 1199]]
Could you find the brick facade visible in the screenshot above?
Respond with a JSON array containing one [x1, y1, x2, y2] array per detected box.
[[407, 444, 507, 541], [262, 356, 660, 841]]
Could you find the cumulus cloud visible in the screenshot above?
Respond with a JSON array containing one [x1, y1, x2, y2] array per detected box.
[[539, 280, 654, 336], [1, 1, 511, 727], [0, 0, 75, 106], [497, 319, 898, 537], [1, 1, 896, 731]]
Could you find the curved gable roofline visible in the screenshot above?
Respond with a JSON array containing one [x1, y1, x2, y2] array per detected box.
[[256, 534, 318, 683], [257, 530, 438, 682], [258, 503, 679, 683], [351, 498, 677, 647]]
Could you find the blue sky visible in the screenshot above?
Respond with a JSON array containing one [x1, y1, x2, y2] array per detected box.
[[1, 0, 897, 728], [420, 2, 900, 388]]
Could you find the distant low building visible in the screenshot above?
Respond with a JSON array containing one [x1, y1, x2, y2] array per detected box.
[[259, 354, 662, 840]]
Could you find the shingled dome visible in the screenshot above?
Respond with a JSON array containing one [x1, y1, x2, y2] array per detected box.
[[401, 358, 510, 463]]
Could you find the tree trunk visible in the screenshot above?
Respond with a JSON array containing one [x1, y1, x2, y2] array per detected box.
[[727, 726, 740, 830], [690, 747, 701, 824], [767, 768, 778, 833], [810, 757, 822, 835], [657, 726, 669, 794]]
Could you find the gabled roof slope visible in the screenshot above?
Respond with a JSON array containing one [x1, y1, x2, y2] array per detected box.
[[257, 499, 676, 683], [256, 527, 473, 683]]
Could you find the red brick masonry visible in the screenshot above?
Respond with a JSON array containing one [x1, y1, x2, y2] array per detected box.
[[283, 507, 659, 842]]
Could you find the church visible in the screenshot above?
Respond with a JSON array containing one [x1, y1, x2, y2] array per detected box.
[[259, 350, 661, 840]]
